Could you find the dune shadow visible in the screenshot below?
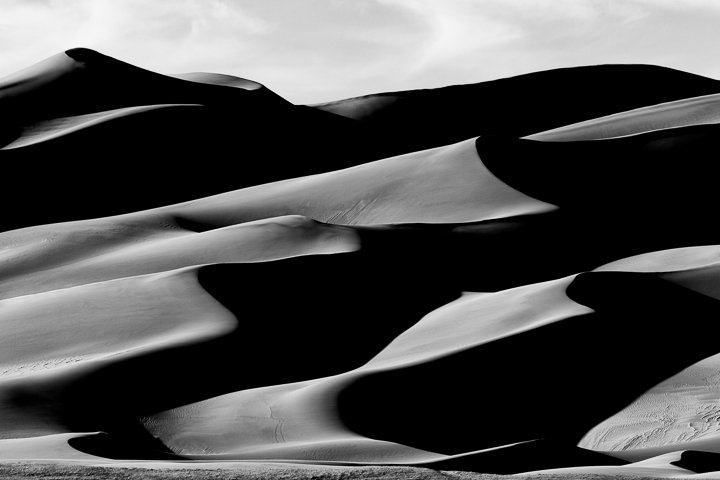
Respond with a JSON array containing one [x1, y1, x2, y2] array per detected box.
[[336, 272, 720, 463], [29, 249, 461, 458]]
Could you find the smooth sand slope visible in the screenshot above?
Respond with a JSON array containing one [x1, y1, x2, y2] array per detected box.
[[526, 93, 720, 141], [3, 49, 720, 478]]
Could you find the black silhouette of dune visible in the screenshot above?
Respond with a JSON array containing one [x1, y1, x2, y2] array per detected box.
[[312, 64, 720, 153]]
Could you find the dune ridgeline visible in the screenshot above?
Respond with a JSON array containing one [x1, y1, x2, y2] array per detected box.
[[2, 48, 720, 477]]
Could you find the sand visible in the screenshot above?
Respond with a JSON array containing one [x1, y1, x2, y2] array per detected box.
[[525, 94, 720, 141], [2, 48, 720, 478]]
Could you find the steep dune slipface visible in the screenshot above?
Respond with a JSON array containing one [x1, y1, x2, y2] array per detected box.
[[526, 93, 720, 141], [0, 433, 114, 461]]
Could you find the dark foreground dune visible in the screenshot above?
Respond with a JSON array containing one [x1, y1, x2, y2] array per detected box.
[[3, 48, 720, 478]]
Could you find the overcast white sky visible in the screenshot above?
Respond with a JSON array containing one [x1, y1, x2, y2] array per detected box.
[[1, 0, 719, 104]]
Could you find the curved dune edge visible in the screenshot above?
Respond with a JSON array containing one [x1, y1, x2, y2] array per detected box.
[[165, 138, 557, 226], [525, 93, 720, 142], [595, 245, 720, 274], [1, 104, 203, 149], [0, 265, 240, 440], [168, 72, 263, 90], [310, 64, 720, 156], [0, 215, 360, 300]]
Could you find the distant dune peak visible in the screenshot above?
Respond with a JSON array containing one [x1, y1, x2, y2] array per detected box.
[[64, 47, 104, 63]]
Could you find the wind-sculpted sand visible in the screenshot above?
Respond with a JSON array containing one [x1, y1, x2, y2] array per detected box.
[[526, 94, 720, 141], [3, 48, 720, 478]]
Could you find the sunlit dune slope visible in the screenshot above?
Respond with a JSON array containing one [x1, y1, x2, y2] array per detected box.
[[526, 93, 720, 141]]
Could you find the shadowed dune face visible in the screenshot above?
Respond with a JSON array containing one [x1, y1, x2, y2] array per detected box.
[[476, 124, 720, 217], [336, 273, 720, 455], [312, 64, 720, 154], [5, 48, 720, 477]]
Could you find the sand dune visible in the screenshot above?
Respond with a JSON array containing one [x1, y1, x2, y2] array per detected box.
[[312, 64, 720, 155], [523, 451, 697, 477], [0, 50, 391, 230], [526, 93, 720, 141], [0, 48, 288, 125], [4, 48, 720, 478], [133, 271, 720, 473], [7, 120, 720, 299], [2, 104, 204, 149]]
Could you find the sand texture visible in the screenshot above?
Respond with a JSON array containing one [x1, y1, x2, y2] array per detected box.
[[2, 48, 720, 478]]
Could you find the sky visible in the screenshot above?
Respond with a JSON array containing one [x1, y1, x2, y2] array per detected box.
[[1, 0, 720, 104]]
